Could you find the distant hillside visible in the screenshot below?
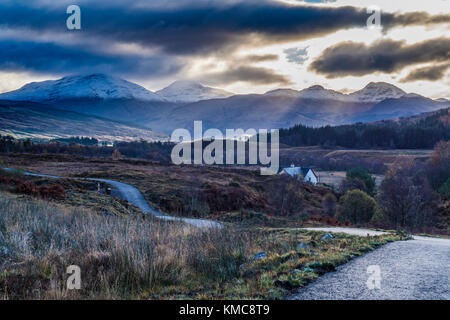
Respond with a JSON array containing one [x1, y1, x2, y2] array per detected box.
[[0, 100, 166, 142], [279, 108, 449, 149]]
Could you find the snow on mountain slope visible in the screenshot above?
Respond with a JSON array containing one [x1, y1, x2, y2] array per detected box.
[[349, 82, 406, 102], [298, 85, 352, 101], [156, 80, 234, 102], [265, 83, 406, 103], [265, 86, 352, 101], [0, 74, 165, 102], [264, 88, 302, 98]]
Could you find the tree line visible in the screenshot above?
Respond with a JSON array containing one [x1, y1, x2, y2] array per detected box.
[[279, 109, 449, 149]]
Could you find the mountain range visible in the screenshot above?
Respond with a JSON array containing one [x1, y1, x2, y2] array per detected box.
[[0, 73, 448, 140]]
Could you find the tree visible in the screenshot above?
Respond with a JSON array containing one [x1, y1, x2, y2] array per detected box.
[[427, 140, 450, 190], [336, 190, 377, 225], [322, 193, 337, 217], [341, 168, 376, 196], [438, 178, 450, 198], [377, 159, 438, 230], [111, 149, 122, 161]]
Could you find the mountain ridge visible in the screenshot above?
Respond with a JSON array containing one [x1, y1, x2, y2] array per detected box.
[[1, 73, 437, 104], [0, 74, 448, 135]]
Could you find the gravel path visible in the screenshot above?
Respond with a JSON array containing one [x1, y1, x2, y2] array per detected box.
[[289, 227, 450, 300], [2, 168, 222, 229]]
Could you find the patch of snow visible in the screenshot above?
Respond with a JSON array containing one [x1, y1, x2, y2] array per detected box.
[[156, 80, 234, 102]]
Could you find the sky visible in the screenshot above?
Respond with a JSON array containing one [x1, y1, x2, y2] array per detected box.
[[0, 0, 449, 98]]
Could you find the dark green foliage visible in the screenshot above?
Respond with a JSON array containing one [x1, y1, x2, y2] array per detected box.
[[439, 178, 450, 197], [0, 135, 174, 163], [343, 168, 376, 196], [279, 108, 449, 149], [336, 190, 378, 225]]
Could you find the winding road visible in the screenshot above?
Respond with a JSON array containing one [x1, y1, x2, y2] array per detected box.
[[289, 227, 450, 300], [3, 168, 449, 299], [2, 168, 222, 229]]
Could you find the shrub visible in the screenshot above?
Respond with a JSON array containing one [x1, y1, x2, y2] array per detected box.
[[322, 193, 337, 217], [267, 176, 304, 217], [39, 184, 66, 200], [336, 190, 377, 225], [341, 168, 376, 196], [439, 178, 450, 197], [15, 181, 40, 197], [14, 181, 65, 200]]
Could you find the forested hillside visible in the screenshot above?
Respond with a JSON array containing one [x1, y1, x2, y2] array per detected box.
[[279, 108, 449, 149]]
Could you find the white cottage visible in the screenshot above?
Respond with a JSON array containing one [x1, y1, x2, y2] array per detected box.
[[280, 164, 319, 185]]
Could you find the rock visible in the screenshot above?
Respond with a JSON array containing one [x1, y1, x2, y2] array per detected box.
[[0, 246, 8, 256], [321, 233, 334, 241], [297, 243, 311, 249], [252, 252, 267, 261]]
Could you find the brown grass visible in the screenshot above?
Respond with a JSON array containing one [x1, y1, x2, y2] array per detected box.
[[0, 192, 404, 300]]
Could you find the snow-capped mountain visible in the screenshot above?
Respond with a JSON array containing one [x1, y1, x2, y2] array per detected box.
[[265, 86, 352, 101], [265, 83, 407, 102], [298, 85, 352, 101], [349, 82, 406, 102], [0, 74, 165, 102], [156, 80, 234, 103], [264, 89, 301, 98], [0, 74, 446, 136]]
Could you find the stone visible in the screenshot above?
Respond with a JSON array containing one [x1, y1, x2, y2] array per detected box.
[[321, 233, 334, 241]]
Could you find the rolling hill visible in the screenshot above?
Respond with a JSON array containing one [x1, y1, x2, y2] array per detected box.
[[0, 100, 166, 142]]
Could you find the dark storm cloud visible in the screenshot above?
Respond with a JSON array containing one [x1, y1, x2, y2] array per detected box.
[[401, 63, 450, 82], [1, 1, 448, 56], [0, 0, 449, 83], [383, 11, 450, 30], [200, 66, 292, 86], [310, 38, 450, 78], [0, 40, 182, 78]]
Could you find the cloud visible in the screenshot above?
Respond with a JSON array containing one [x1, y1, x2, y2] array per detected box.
[[0, 0, 448, 86], [1, 1, 448, 57], [0, 40, 183, 78], [401, 63, 450, 82], [199, 66, 292, 86], [241, 54, 279, 62], [284, 46, 309, 64], [383, 11, 450, 30], [310, 38, 450, 78]]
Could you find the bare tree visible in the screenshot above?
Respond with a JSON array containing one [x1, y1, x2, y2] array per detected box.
[[377, 158, 438, 230], [322, 193, 337, 217]]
